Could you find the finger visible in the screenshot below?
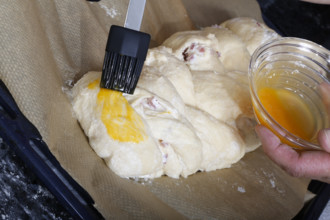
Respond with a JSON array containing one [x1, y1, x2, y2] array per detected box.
[[300, 0, 330, 4], [255, 125, 330, 182], [320, 82, 330, 116], [318, 128, 330, 152], [255, 125, 300, 170], [291, 150, 330, 183]]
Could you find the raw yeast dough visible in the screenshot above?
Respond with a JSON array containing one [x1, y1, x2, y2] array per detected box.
[[71, 17, 279, 179]]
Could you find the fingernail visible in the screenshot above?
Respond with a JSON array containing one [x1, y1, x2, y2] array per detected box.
[[320, 82, 330, 93], [255, 125, 280, 148], [319, 129, 330, 152], [324, 129, 330, 146], [255, 125, 267, 143]]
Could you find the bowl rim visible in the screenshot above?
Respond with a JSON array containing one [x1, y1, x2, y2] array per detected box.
[[248, 37, 330, 150]]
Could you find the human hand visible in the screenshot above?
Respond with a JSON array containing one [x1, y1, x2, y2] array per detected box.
[[256, 125, 330, 183], [301, 0, 330, 4], [255, 83, 330, 183]]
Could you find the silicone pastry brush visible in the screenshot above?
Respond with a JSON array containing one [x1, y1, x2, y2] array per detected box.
[[100, 0, 150, 94]]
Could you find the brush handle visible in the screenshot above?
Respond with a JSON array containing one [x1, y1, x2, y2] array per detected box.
[[124, 0, 147, 31]]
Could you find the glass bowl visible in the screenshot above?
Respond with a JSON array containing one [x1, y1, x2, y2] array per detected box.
[[248, 37, 330, 150]]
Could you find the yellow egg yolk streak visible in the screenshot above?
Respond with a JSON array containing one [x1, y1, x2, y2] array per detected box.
[[88, 80, 146, 143], [257, 87, 315, 144]]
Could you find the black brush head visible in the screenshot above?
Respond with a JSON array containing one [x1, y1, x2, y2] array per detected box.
[[100, 25, 151, 94]]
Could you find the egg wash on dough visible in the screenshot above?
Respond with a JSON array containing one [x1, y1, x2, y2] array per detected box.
[[88, 79, 147, 143]]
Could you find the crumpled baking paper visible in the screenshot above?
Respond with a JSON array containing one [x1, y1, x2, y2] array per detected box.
[[0, 0, 309, 219]]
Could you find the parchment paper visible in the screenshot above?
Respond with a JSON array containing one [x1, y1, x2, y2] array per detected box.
[[0, 0, 309, 219]]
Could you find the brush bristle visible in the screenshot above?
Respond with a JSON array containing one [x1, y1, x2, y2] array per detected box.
[[100, 51, 144, 94]]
